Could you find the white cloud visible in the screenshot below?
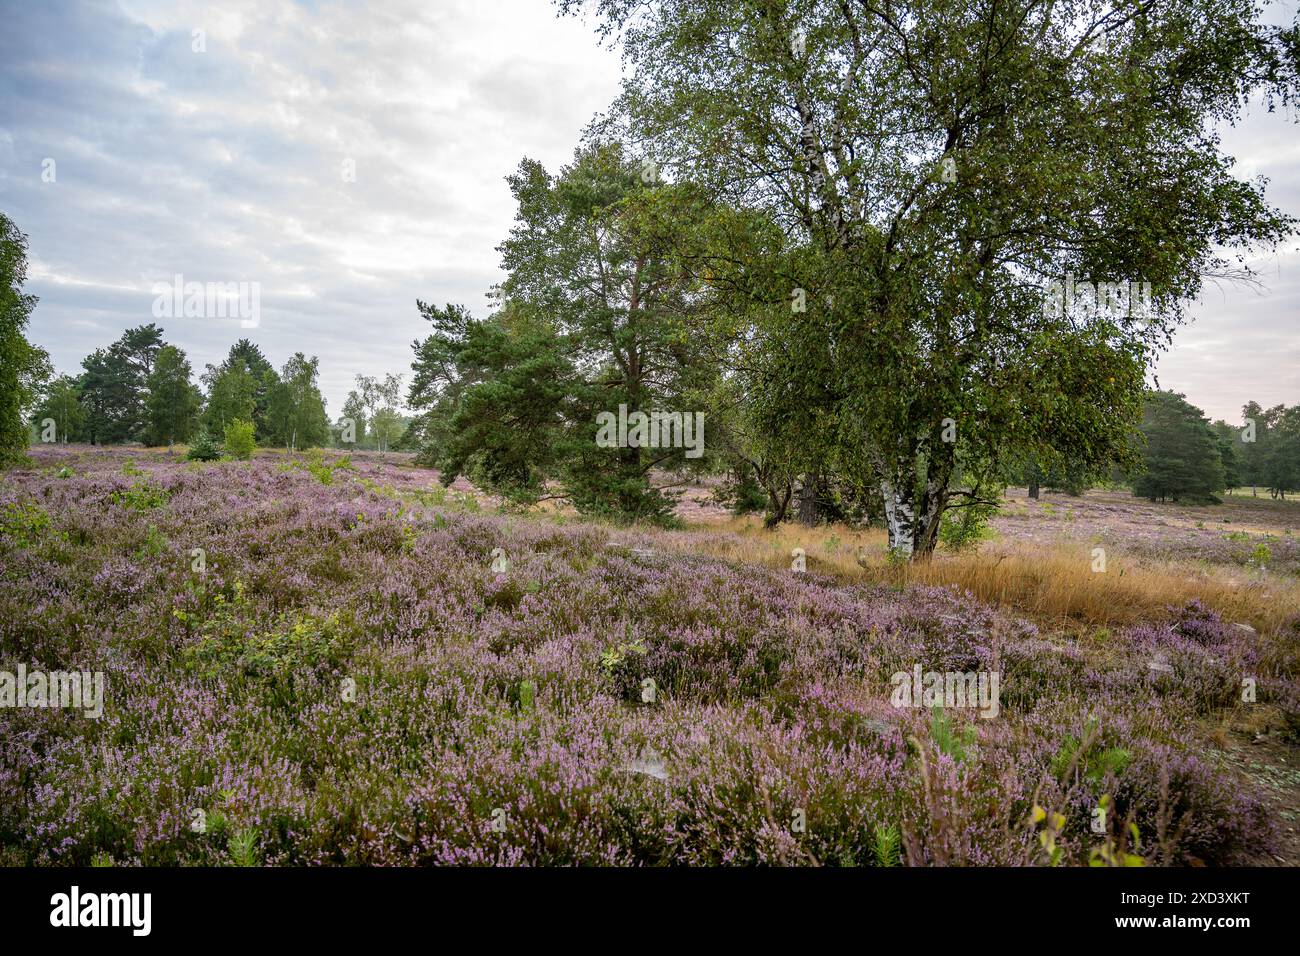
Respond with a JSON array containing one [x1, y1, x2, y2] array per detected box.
[[3, 0, 622, 412]]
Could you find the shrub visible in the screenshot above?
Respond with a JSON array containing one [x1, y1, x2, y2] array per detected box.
[[298, 448, 352, 485], [180, 585, 352, 682], [939, 501, 998, 552], [1276, 683, 1300, 743], [0, 499, 58, 547], [1113, 746, 1275, 866], [223, 419, 256, 460], [187, 429, 223, 462], [109, 481, 169, 510]]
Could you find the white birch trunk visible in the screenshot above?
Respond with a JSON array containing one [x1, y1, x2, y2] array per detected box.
[[880, 478, 915, 557]]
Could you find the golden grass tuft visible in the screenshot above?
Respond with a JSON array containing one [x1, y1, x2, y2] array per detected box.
[[672, 515, 1300, 637]]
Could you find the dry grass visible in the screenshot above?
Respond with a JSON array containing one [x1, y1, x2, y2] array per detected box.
[[670, 515, 1300, 637], [897, 547, 1297, 635]]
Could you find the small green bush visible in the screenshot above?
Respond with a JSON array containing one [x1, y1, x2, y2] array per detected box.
[[187, 430, 223, 462], [227, 828, 261, 867], [223, 419, 256, 461], [939, 501, 998, 553], [180, 584, 352, 682], [0, 500, 59, 547], [110, 481, 169, 510], [298, 448, 352, 485]]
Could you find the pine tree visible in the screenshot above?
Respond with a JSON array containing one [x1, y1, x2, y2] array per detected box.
[[76, 326, 162, 444], [1132, 391, 1225, 504], [202, 340, 278, 439]]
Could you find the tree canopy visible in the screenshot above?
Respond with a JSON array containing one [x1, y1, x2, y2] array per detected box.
[[0, 212, 49, 462], [407, 144, 719, 520], [1132, 390, 1227, 504], [556, 0, 1298, 554]]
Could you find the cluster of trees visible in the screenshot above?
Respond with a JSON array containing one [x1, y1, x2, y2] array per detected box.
[[1219, 402, 1300, 499], [340, 374, 408, 454], [0, 205, 412, 461], [6, 4, 1298, 562], [42, 324, 201, 448], [197, 340, 332, 451], [30, 329, 331, 453], [1020, 391, 1300, 506], [404, 0, 1298, 558], [3, 214, 414, 460]]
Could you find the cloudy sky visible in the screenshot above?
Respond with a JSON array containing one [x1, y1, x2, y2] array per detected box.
[[1, 0, 1296, 423]]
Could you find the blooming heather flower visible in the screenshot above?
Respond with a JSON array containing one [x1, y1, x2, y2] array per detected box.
[[0, 447, 1286, 866]]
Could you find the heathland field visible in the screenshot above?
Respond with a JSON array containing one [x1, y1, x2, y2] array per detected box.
[[1, 445, 1297, 866]]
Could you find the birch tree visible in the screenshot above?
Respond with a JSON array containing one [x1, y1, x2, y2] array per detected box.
[[566, 0, 1299, 557]]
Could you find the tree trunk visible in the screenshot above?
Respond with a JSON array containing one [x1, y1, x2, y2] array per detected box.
[[880, 461, 948, 562], [913, 492, 944, 559], [619, 444, 641, 516], [764, 482, 792, 529], [881, 479, 916, 557], [797, 472, 819, 526]]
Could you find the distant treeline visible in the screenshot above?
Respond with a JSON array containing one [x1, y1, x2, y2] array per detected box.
[[26, 323, 409, 454]]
